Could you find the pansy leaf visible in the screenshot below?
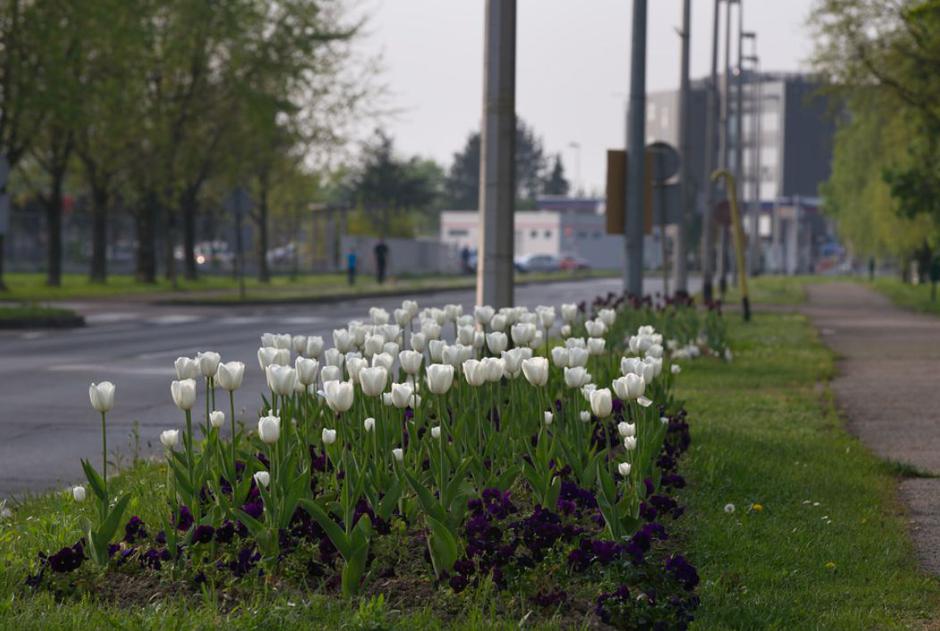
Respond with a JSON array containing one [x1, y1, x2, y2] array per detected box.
[[426, 514, 459, 577]]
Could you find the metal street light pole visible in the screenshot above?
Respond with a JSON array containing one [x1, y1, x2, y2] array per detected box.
[[477, 0, 516, 308], [743, 45, 761, 275], [733, 12, 746, 287], [701, 0, 722, 303], [674, 0, 692, 295], [717, 0, 736, 298], [624, 0, 648, 297]]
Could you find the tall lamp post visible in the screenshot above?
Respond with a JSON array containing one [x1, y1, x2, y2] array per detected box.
[[701, 0, 723, 303], [624, 0, 648, 297], [674, 0, 692, 295], [742, 37, 761, 275]]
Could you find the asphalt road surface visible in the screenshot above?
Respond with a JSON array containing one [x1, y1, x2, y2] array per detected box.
[[0, 275, 698, 498]]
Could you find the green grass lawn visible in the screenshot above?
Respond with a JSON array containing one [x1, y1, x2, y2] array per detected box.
[[0, 304, 77, 321], [677, 311, 940, 629], [0, 270, 615, 304], [872, 277, 940, 316]]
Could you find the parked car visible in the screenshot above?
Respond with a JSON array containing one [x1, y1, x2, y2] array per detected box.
[[514, 253, 561, 273], [559, 254, 591, 271]]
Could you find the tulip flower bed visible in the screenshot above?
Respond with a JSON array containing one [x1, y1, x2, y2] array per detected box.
[[5, 295, 730, 629]]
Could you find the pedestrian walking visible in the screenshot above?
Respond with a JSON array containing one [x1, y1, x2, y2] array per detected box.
[[374, 239, 389, 284], [347, 248, 357, 286]]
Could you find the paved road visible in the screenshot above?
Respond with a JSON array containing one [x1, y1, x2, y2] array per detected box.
[[0, 276, 697, 498], [803, 282, 940, 574]]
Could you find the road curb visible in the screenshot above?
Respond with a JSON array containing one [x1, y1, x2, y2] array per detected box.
[[0, 314, 86, 329]]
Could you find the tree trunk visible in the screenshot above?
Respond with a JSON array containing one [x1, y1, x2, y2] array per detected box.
[[256, 176, 270, 283], [164, 208, 177, 286], [182, 192, 198, 280], [45, 174, 64, 287], [89, 186, 108, 283], [135, 200, 157, 283]]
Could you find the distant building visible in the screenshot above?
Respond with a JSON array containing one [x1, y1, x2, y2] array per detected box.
[[647, 71, 837, 273], [439, 196, 663, 270]]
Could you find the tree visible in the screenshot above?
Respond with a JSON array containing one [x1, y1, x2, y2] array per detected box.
[[443, 119, 558, 209], [810, 0, 940, 268], [542, 154, 570, 195]]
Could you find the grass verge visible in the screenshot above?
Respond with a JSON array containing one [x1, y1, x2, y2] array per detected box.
[[0, 270, 616, 304], [677, 311, 940, 628], [872, 277, 940, 316]]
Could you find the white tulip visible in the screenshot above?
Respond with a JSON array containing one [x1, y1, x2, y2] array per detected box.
[[266, 365, 298, 396], [586, 338, 605, 356], [394, 308, 410, 327], [618, 462, 632, 477], [301, 336, 323, 358], [345, 356, 367, 384], [620, 357, 643, 376], [209, 410, 225, 429], [482, 357, 505, 382], [322, 428, 337, 445], [295, 357, 320, 386], [370, 307, 390, 325], [490, 314, 507, 332], [590, 388, 613, 418], [565, 336, 586, 349], [363, 334, 385, 358], [441, 344, 462, 367], [174, 356, 200, 380], [613, 373, 645, 400], [272, 333, 291, 350], [560, 324, 572, 337], [257, 347, 279, 371], [585, 319, 607, 338], [431, 426, 441, 439], [510, 322, 536, 346], [561, 303, 579, 323], [257, 415, 280, 444], [383, 341, 400, 358], [402, 299, 419, 317], [372, 352, 395, 372], [359, 366, 388, 397], [617, 421, 636, 438], [502, 347, 531, 378], [474, 305, 495, 325], [399, 350, 424, 375], [623, 436, 637, 451], [425, 363, 455, 394], [645, 356, 663, 377], [637, 396, 653, 408], [551, 346, 569, 368], [598, 308, 616, 327], [563, 366, 590, 388], [217, 361, 246, 391], [543, 410, 554, 426], [568, 347, 590, 368], [364, 417, 376, 432], [428, 339, 446, 363], [197, 351, 221, 378], [671, 364, 681, 375], [646, 344, 664, 359], [72, 486, 86, 502], [88, 381, 115, 413], [486, 331, 508, 354], [640, 361, 656, 384], [460, 359, 483, 387], [323, 380, 355, 413], [261, 333, 277, 348], [291, 335, 307, 355], [332, 329, 353, 353], [521, 357, 549, 387], [253, 471, 270, 488], [320, 365, 341, 382], [392, 447, 404, 462], [580, 410, 592, 422], [410, 332, 428, 353], [170, 379, 197, 411], [537, 306, 555, 329], [160, 429, 179, 448], [582, 383, 597, 400]]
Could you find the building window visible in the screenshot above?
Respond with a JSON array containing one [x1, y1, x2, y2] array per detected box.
[[593, 231, 602, 239], [448, 229, 468, 237], [578, 231, 587, 239], [530, 230, 538, 238], [544, 230, 552, 238]]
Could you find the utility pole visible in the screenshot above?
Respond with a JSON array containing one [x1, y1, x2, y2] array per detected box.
[[624, 0, 648, 297], [674, 0, 692, 295], [733, 4, 745, 286], [477, 0, 516, 308], [701, 0, 722, 303], [717, 0, 735, 297], [744, 44, 762, 275]]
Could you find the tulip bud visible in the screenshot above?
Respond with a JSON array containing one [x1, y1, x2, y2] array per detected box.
[[617, 422, 635, 438], [320, 365, 342, 382], [560, 324, 572, 337], [258, 415, 280, 444], [197, 351, 221, 378], [598, 308, 616, 327], [474, 305, 495, 325], [217, 361, 246, 391], [623, 436, 637, 450], [660, 416, 670, 425], [671, 364, 681, 375], [209, 410, 225, 429], [585, 319, 606, 338], [266, 365, 298, 396], [462, 359, 486, 387], [564, 367, 590, 388], [618, 462, 632, 477], [521, 357, 549, 387], [425, 364, 455, 395], [510, 322, 536, 346], [580, 410, 592, 422], [431, 426, 441, 439], [568, 347, 590, 368], [323, 380, 355, 413], [482, 357, 504, 382], [637, 396, 653, 408], [543, 411, 554, 426], [170, 379, 197, 411], [364, 417, 375, 432], [589, 388, 613, 418], [392, 448, 404, 462], [253, 471, 270, 488], [486, 331, 508, 354], [399, 350, 424, 375], [72, 486, 86, 502], [410, 332, 427, 353], [359, 366, 388, 397], [390, 382, 414, 409], [174, 357, 200, 380], [587, 337, 606, 356], [294, 357, 319, 386], [305, 336, 325, 358], [88, 381, 115, 413], [490, 314, 507, 332], [322, 428, 337, 445], [160, 429, 179, 448], [561, 303, 579, 324], [551, 346, 569, 368]]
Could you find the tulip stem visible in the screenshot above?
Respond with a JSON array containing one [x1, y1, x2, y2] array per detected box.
[[229, 390, 237, 484], [101, 411, 108, 497]]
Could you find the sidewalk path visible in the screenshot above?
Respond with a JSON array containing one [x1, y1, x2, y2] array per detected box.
[[802, 282, 940, 573]]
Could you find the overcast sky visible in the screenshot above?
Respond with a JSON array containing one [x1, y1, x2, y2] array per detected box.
[[359, 0, 818, 194]]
